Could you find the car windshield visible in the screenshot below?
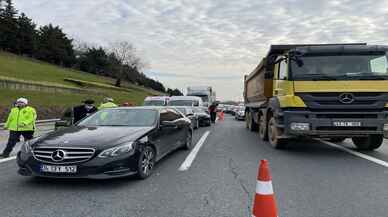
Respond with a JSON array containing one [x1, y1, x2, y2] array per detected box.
[[144, 100, 165, 106], [78, 109, 157, 127], [291, 53, 388, 80], [169, 100, 198, 106]]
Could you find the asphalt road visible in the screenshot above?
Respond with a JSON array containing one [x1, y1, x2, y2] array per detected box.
[[1, 116, 388, 217]]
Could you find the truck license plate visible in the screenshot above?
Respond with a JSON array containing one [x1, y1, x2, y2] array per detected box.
[[332, 121, 361, 127], [40, 165, 77, 173]]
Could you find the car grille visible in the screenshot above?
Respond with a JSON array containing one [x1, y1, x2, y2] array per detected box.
[[32, 146, 95, 164]]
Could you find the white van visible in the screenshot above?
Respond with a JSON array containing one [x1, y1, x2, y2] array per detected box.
[[168, 96, 203, 107], [143, 96, 170, 106]]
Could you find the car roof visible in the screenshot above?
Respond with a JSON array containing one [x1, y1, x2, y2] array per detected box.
[[144, 96, 169, 101], [169, 96, 202, 101]]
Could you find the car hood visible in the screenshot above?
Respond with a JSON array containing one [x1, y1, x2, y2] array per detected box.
[[36, 126, 154, 149]]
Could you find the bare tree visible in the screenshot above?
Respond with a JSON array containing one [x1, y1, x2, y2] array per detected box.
[[110, 41, 144, 87]]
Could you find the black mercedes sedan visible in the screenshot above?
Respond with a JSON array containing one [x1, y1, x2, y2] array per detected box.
[[17, 107, 193, 179]]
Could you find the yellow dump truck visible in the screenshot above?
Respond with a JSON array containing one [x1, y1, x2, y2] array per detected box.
[[244, 43, 388, 150]]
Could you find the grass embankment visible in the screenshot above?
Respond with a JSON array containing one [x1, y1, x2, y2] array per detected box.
[[0, 52, 160, 121]]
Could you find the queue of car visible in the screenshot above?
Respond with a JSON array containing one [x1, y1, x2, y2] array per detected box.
[[17, 96, 212, 180]]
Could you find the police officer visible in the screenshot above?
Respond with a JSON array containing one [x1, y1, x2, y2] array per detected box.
[[98, 97, 118, 110], [73, 99, 98, 123], [1, 98, 37, 158]]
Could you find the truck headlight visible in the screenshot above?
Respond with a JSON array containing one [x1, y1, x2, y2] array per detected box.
[[98, 142, 135, 158], [290, 123, 310, 131]]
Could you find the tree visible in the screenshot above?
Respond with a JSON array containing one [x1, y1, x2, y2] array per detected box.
[[167, 88, 183, 96], [36, 24, 75, 67], [110, 41, 144, 87], [0, 0, 18, 51], [15, 13, 37, 55], [77, 47, 111, 75]]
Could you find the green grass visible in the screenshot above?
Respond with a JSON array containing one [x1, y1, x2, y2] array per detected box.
[[0, 51, 162, 95], [0, 51, 163, 107]]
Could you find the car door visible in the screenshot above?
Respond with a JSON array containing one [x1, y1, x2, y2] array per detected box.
[[156, 109, 181, 156], [170, 108, 190, 147]]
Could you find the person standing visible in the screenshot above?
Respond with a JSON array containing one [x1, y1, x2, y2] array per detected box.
[[98, 97, 118, 110], [73, 99, 98, 123], [1, 98, 37, 158], [208, 102, 217, 123]]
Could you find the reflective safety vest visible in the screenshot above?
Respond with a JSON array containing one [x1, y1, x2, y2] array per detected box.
[[98, 102, 118, 110], [5, 106, 37, 131]]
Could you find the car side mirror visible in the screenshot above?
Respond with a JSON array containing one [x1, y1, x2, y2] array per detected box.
[[160, 121, 178, 129], [55, 120, 71, 130]]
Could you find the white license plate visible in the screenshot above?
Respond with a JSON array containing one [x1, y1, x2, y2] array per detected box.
[[40, 165, 77, 173], [332, 121, 362, 127]]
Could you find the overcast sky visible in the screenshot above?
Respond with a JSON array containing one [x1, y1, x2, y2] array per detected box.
[[14, 0, 388, 101]]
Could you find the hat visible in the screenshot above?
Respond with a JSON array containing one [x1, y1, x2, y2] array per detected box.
[[16, 98, 28, 105], [83, 99, 95, 105]]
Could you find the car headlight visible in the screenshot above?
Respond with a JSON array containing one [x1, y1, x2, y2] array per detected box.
[[21, 137, 41, 153], [98, 142, 135, 158]]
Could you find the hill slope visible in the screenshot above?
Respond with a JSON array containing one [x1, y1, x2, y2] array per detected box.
[[0, 52, 161, 121]]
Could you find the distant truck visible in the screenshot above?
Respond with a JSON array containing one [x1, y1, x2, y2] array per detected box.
[[187, 86, 216, 107], [244, 43, 388, 150]]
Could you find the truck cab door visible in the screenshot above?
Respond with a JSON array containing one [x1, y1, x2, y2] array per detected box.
[[273, 58, 293, 96]]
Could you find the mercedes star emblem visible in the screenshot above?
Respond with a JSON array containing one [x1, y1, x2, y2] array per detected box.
[[339, 93, 355, 104], [51, 150, 66, 162]]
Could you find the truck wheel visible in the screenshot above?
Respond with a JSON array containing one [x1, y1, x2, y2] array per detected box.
[[352, 135, 383, 150], [267, 117, 286, 149], [329, 137, 346, 143], [258, 114, 268, 141]]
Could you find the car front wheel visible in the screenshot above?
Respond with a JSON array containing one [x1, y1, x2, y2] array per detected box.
[[183, 130, 193, 150], [137, 146, 156, 179]]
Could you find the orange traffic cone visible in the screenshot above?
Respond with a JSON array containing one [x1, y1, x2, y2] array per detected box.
[[252, 160, 278, 217], [219, 111, 224, 121]]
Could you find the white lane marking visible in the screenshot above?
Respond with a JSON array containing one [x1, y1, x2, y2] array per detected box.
[[0, 156, 16, 164], [179, 131, 210, 171], [256, 180, 274, 195], [318, 139, 388, 168]]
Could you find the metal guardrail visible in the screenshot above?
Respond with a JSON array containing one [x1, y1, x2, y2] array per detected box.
[[0, 119, 59, 127]]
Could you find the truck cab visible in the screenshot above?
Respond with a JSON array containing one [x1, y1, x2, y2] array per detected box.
[[245, 44, 388, 150]]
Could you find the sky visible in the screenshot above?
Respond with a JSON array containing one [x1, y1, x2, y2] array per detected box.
[[13, 0, 388, 101]]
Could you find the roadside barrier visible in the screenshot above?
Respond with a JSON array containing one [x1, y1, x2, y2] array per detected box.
[[0, 119, 59, 128], [252, 159, 278, 217]]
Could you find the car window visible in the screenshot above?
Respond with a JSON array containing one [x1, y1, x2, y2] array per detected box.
[[79, 109, 157, 126]]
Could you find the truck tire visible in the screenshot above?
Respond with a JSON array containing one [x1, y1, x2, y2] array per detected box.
[[258, 114, 268, 141], [352, 135, 383, 150], [267, 116, 286, 149]]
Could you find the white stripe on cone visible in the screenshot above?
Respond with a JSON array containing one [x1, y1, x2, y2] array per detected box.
[[256, 180, 274, 195]]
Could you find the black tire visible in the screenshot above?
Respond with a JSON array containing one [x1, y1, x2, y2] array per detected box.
[[137, 146, 156, 179], [352, 135, 383, 150], [183, 130, 193, 150], [258, 114, 268, 141], [329, 137, 346, 143], [267, 116, 286, 149]]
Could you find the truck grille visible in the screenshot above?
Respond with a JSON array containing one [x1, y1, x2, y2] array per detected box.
[[32, 146, 95, 164], [297, 92, 388, 110]]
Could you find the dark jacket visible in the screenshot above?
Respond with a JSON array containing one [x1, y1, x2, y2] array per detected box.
[[73, 105, 98, 123]]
